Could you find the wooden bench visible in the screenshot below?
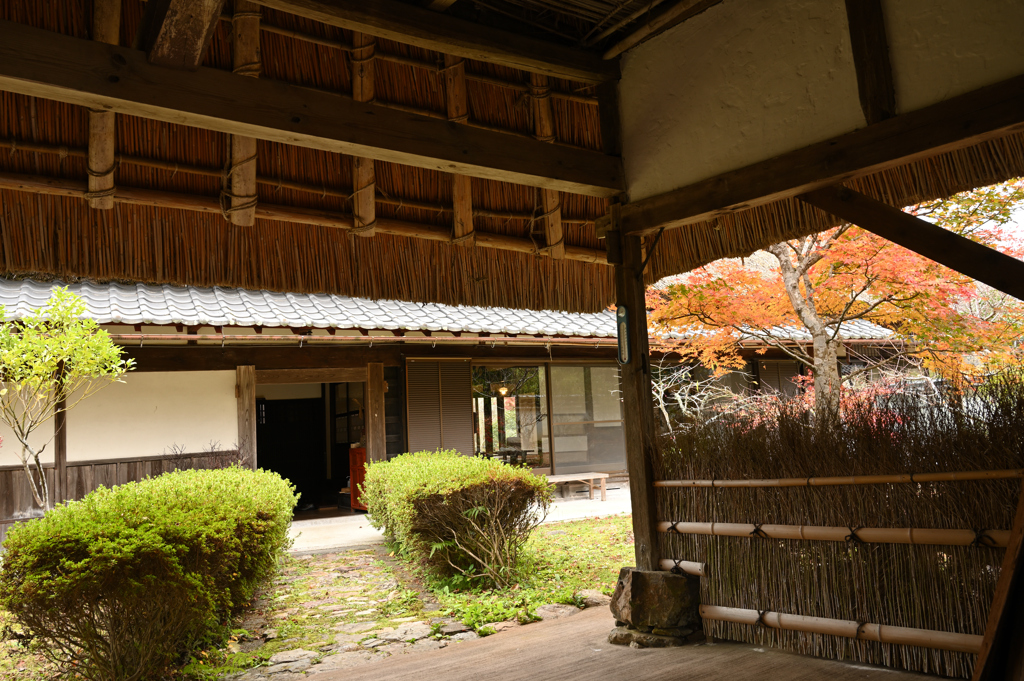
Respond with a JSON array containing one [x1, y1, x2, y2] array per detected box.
[[546, 472, 609, 501]]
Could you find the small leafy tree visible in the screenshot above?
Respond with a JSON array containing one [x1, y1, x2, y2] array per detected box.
[[0, 288, 133, 508]]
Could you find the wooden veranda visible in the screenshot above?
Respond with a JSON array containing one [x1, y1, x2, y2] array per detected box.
[[1, 0, 1024, 678]]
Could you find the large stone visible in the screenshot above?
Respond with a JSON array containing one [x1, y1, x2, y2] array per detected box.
[[578, 589, 612, 608], [381, 622, 432, 641], [609, 568, 700, 630], [264, 659, 312, 674], [450, 631, 480, 642], [535, 604, 581, 620], [305, 652, 378, 673], [267, 649, 317, 665], [440, 622, 469, 635], [607, 626, 705, 648], [334, 621, 378, 634]]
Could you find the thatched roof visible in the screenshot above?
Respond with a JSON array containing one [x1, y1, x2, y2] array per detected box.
[[1, 0, 1021, 314]]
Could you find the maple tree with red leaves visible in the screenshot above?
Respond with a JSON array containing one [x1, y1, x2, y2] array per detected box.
[[648, 179, 1024, 415]]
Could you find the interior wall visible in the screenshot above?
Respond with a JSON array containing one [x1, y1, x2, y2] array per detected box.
[[619, 0, 863, 201], [66, 371, 238, 461], [0, 418, 54, 467], [618, 0, 1024, 202]]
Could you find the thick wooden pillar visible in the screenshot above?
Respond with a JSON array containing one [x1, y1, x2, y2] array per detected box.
[[53, 399, 67, 505], [350, 32, 376, 236], [530, 73, 565, 259], [87, 0, 120, 210], [236, 365, 257, 468], [614, 231, 660, 571], [228, 1, 261, 226], [366, 362, 387, 462], [445, 54, 474, 246]]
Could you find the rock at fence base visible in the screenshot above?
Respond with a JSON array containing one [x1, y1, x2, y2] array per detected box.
[[413, 638, 446, 651], [440, 622, 469, 635], [607, 626, 705, 648], [305, 652, 379, 674], [334, 621, 378, 634], [450, 631, 480, 642], [535, 604, 581, 620], [267, 649, 317, 665], [610, 568, 700, 630], [652, 626, 693, 637], [578, 589, 612, 608]]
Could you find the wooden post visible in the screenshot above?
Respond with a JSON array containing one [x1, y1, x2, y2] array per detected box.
[[613, 228, 660, 571], [445, 54, 474, 246], [87, 0, 119, 210], [530, 73, 565, 259], [236, 365, 257, 468], [844, 0, 896, 125], [228, 1, 260, 226], [365, 362, 387, 462], [53, 398, 67, 505], [350, 32, 376, 236]]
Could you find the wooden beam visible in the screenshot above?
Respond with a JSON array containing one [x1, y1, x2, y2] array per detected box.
[[844, 0, 896, 125], [236, 365, 257, 468], [445, 54, 474, 247], [974, 480, 1024, 680], [0, 171, 608, 264], [617, 73, 1024, 236], [256, 367, 368, 383], [425, 0, 460, 9], [596, 80, 622, 157], [613, 228, 660, 571], [251, 0, 619, 84], [365, 362, 387, 462], [800, 186, 1024, 301], [603, 0, 722, 60], [53, 399, 67, 505], [0, 21, 623, 198], [227, 1, 261, 227], [87, 0, 120, 210], [530, 73, 565, 259], [350, 32, 376, 236], [137, 0, 226, 69]]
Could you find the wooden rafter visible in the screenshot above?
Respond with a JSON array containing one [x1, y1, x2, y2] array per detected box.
[[137, 0, 227, 70], [251, 0, 619, 83], [530, 73, 565, 259], [350, 31, 376, 237], [844, 0, 896, 125], [444, 54, 474, 247], [87, 0, 120, 211], [612, 73, 1024, 236], [0, 21, 623, 197], [227, 1, 261, 227], [800, 185, 1024, 301], [603, 0, 722, 60]]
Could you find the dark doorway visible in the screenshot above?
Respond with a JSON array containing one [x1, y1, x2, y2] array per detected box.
[[256, 396, 325, 511]]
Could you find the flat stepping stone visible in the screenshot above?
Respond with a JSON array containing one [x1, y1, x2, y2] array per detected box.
[[305, 652, 379, 674], [440, 622, 469, 635], [380, 622, 431, 642], [578, 589, 612, 608], [267, 649, 317, 665], [412, 639, 446, 651], [264, 659, 312, 675], [535, 603, 581, 620], [334, 621, 378, 633], [449, 631, 480, 642]]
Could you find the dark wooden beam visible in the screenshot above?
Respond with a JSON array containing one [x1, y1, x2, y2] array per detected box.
[[844, 0, 896, 125], [53, 399, 67, 505], [366, 362, 387, 462], [236, 366, 257, 468], [616, 73, 1024, 236], [0, 21, 623, 198], [252, 0, 619, 83], [800, 185, 1024, 301], [255, 367, 368, 383], [974, 480, 1024, 680], [603, 0, 722, 60], [137, 0, 226, 69], [614, 230, 660, 571]]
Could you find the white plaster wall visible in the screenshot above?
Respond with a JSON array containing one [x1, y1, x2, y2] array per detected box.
[[66, 371, 238, 462], [0, 418, 54, 467], [620, 0, 864, 201], [883, 0, 1024, 113]]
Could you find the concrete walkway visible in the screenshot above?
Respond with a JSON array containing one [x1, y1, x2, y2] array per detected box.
[[288, 485, 632, 554], [316, 607, 922, 681]]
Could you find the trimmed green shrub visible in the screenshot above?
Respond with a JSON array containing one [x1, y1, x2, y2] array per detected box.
[[362, 450, 551, 588], [0, 466, 297, 681]]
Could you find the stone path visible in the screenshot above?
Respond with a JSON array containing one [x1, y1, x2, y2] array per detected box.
[[219, 548, 610, 681]]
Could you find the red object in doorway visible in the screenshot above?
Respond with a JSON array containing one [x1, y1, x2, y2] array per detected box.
[[349, 447, 367, 510]]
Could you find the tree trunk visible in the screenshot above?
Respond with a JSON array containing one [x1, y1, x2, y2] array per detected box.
[[812, 335, 841, 417]]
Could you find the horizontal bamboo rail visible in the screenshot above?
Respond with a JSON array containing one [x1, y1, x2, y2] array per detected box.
[[699, 605, 983, 654], [0, 139, 596, 225], [657, 558, 706, 576], [655, 469, 1024, 488], [0, 172, 607, 265], [657, 521, 1010, 547]]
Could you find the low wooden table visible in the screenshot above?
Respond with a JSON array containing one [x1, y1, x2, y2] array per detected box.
[[546, 472, 609, 501]]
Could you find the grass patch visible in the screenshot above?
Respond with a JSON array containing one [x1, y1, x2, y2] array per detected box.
[[419, 515, 634, 630]]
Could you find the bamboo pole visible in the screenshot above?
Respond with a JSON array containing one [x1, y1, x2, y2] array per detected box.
[[657, 521, 1010, 547], [655, 469, 1024, 488], [87, 0, 120, 210], [530, 73, 565, 260], [0, 171, 609, 265], [657, 558, 706, 576], [699, 605, 983, 654], [227, 1, 262, 226]]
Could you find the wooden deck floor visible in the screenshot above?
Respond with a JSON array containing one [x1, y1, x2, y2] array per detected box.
[[329, 608, 925, 681]]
